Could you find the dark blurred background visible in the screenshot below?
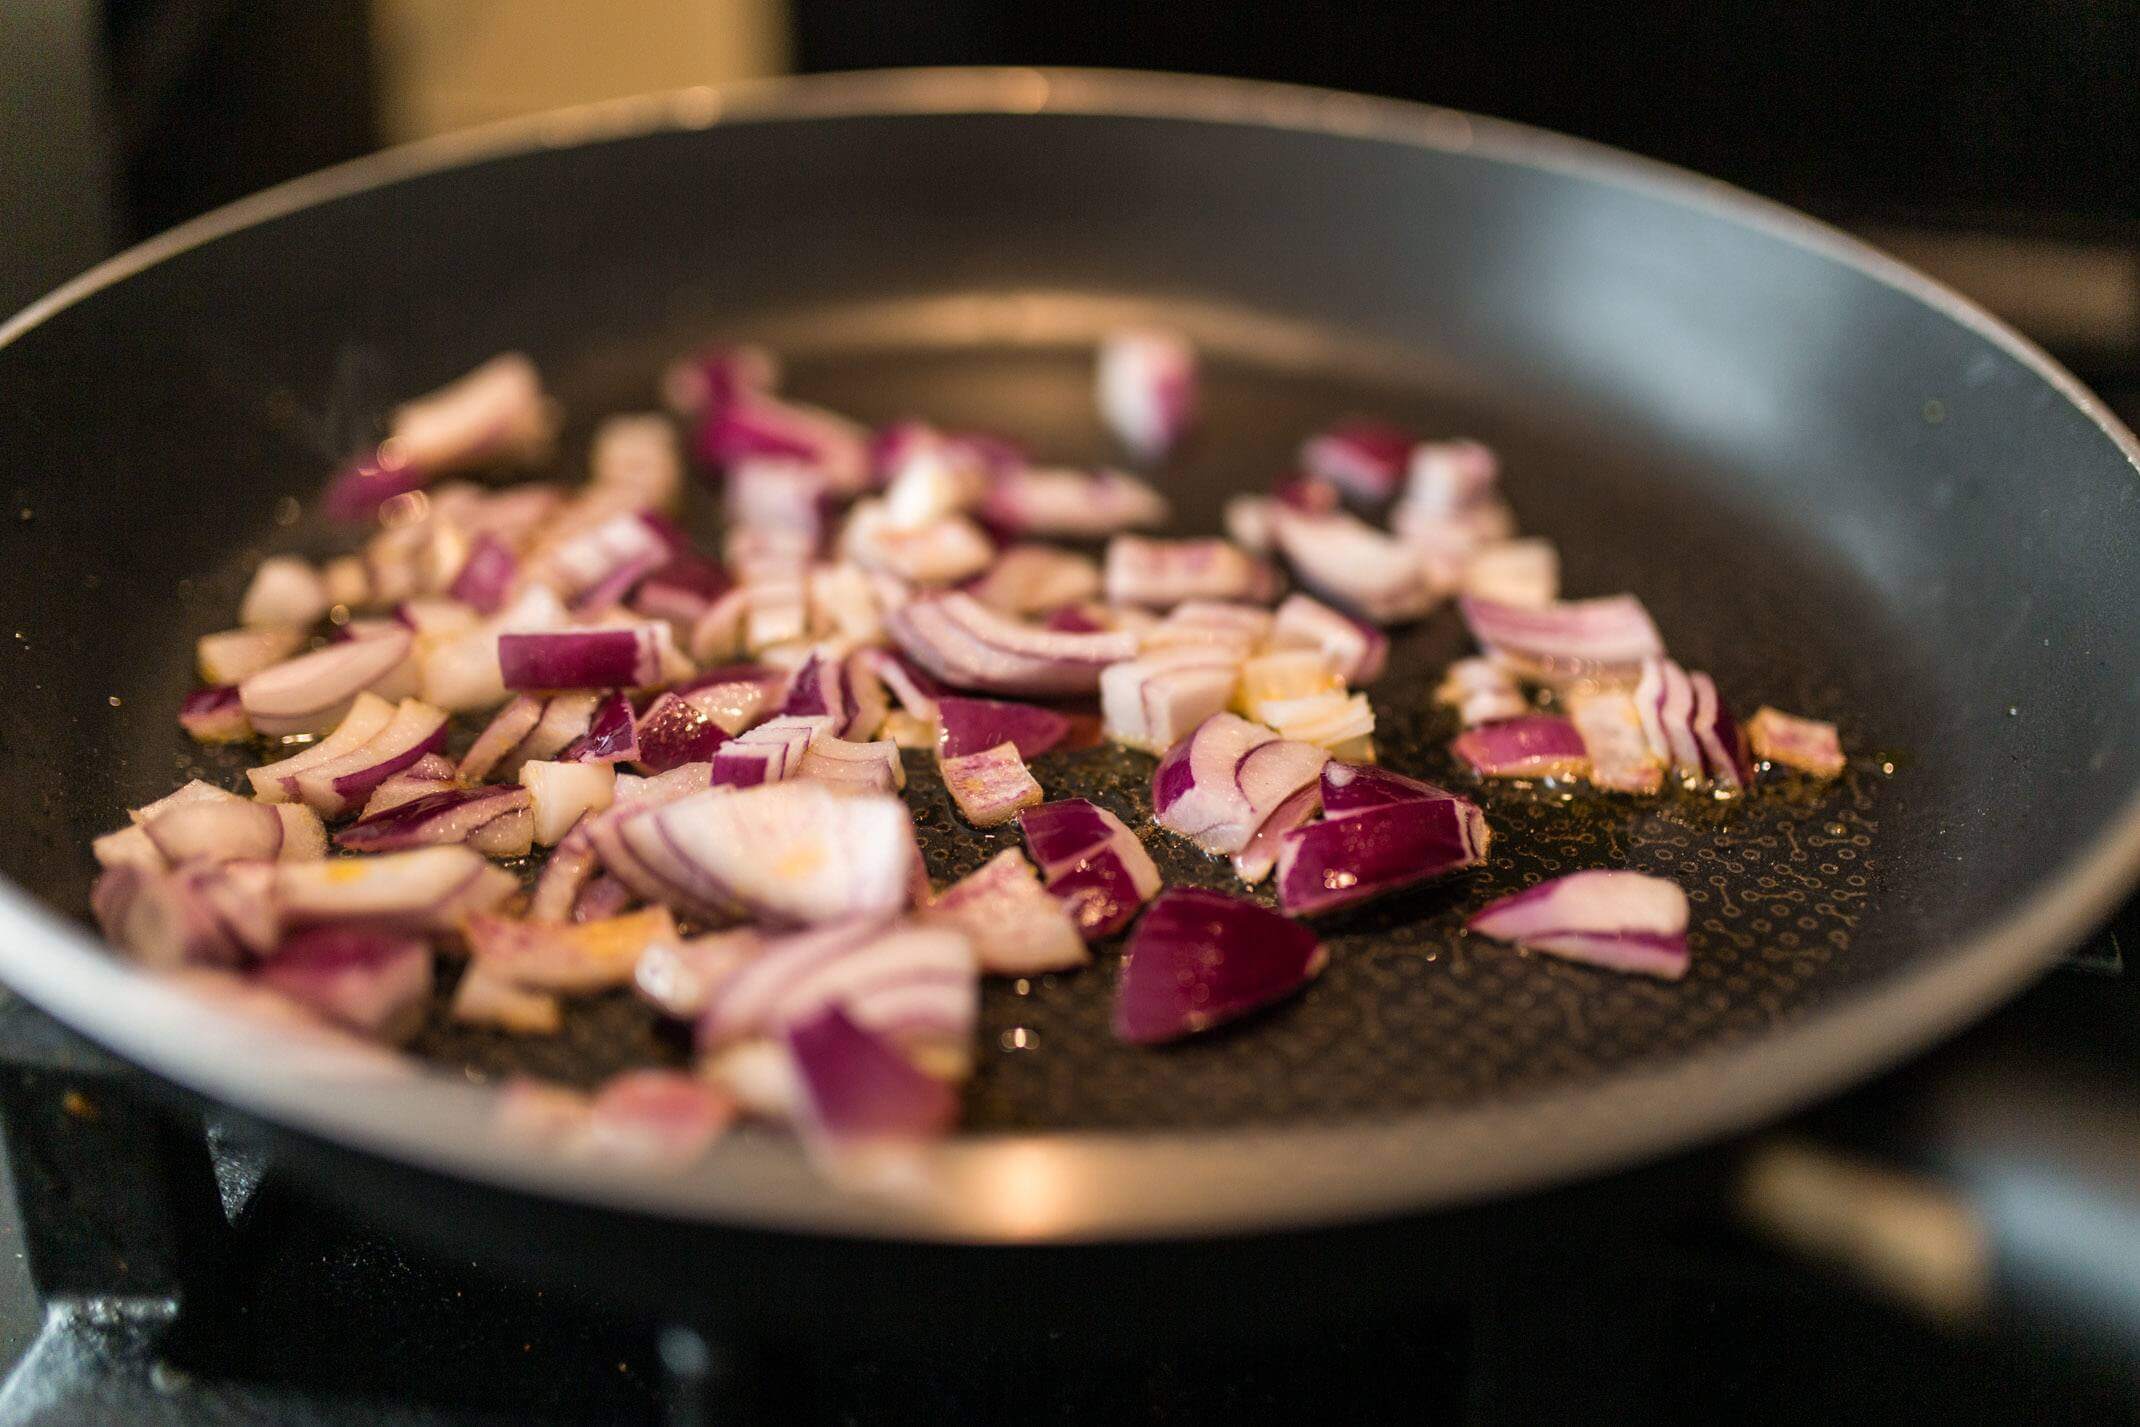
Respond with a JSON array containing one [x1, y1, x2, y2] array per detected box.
[[6, 0, 2139, 372]]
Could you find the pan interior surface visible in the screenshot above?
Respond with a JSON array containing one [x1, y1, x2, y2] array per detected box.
[[0, 74, 2135, 1232]]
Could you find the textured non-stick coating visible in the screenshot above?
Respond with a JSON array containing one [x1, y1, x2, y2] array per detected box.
[[0, 91, 2135, 1184]]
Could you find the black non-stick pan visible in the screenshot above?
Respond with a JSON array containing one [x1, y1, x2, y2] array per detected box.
[[0, 70, 2136, 1281]]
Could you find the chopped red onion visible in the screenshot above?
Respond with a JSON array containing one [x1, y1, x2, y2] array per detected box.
[[257, 927, 433, 1042], [179, 685, 253, 743], [1567, 690, 1666, 795], [276, 845, 516, 933], [633, 691, 729, 773], [662, 345, 778, 417], [589, 414, 684, 511], [1688, 671, 1752, 791], [572, 873, 632, 923], [877, 425, 994, 525], [726, 459, 836, 553], [1747, 707, 1846, 780], [240, 556, 329, 629], [797, 735, 906, 796], [561, 690, 638, 764], [784, 1004, 959, 1149], [1269, 506, 1435, 625], [1468, 869, 1691, 979], [143, 798, 284, 866], [518, 759, 616, 845], [1099, 653, 1238, 755], [386, 353, 556, 476], [1225, 737, 1331, 858], [634, 929, 762, 1019], [940, 741, 1045, 827], [457, 694, 544, 783], [578, 1071, 735, 1171], [1229, 782, 1323, 884], [1433, 656, 1530, 728], [1276, 789, 1490, 917], [693, 389, 871, 493], [1019, 798, 1161, 940], [1147, 599, 1273, 651], [632, 551, 730, 627], [699, 916, 975, 1056], [1452, 714, 1591, 781], [528, 828, 599, 922], [273, 804, 329, 860], [679, 662, 787, 733], [1097, 328, 1197, 462], [418, 583, 573, 714], [1318, 762, 1454, 816], [289, 697, 450, 816], [856, 649, 940, 722], [248, 692, 397, 801], [238, 628, 414, 737], [1402, 438, 1499, 517], [199, 624, 307, 687], [979, 466, 1169, 540], [445, 534, 517, 614], [1103, 536, 1266, 609], [499, 625, 671, 691], [1114, 888, 1327, 1044], [935, 696, 1070, 761], [617, 780, 918, 927], [710, 715, 826, 788], [1458, 594, 1665, 685], [452, 965, 563, 1034], [1222, 494, 1276, 554], [885, 591, 1139, 697], [1461, 538, 1560, 608], [963, 544, 1102, 616], [925, 848, 1087, 975], [466, 906, 678, 992], [1151, 712, 1274, 846], [336, 784, 533, 855], [842, 503, 995, 587], [358, 755, 459, 818], [323, 450, 429, 524], [1266, 593, 1389, 684], [1300, 419, 1414, 503]]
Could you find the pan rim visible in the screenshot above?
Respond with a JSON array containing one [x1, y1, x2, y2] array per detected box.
[[3, 65, 2138, 1243]]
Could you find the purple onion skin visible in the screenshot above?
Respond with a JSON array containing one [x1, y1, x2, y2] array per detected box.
[[935, 696, 1071, 761], [1017, 798, 1120, 873], [1277, 796, 1489, 917], [778, 652, 841, 720], [1150, 737, 1196, 816], [498, 630, 647, 691], [785, 1004, 958, 1143], [335, 785, 529, 852], [1044, 848, 1148, 940], [448, 534, 517, 614], [564, 691, 639, 763], [256, 925, 433, 1040], [1319, 762, 1457, 818], [1043, 606, 1106, 634], [633, 693, 726, 773], [179, 686, 251, 742], [1114, 888, 1327, 1044], [322, 450, 428, 523]]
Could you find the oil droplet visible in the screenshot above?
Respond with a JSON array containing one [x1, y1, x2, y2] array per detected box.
[[106, 695, 121, 707], [1922, 398, 1947, 424], [328, 604, 351, 625], [999, 1028, 1036, 1051], [2006, 706, 2018, 717], [16, 509, 30, 523], [1012, 977, 1031, 996], [1880, 761, 1896, 776]]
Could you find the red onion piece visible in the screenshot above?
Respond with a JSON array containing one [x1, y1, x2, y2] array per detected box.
[[797, 736, 905, 796], [633, 691, 729, 774], [572, 873, 633, 923], [1151, 712, 1274, 845], [1319, 761, 1457, 817], [179, 685, 253, 743], [1267, 593, 1388, 685], [1300, 419, 1414, 503], [257, 927, 433, 1042], [457, 694, 545, 783], [699, 916, 976, 1057], [241, 556, 329, 629], [727, 459, 836, 554], [336, 784, 533, 854], [499, 625, 669, 690], [1019, 798, 1161, 940], [291, 698, 450, 816], [1269, 505, 1435, 625], [632, 551, 730, 627], [528, 829, 599, 922], [1452, 714, 1591, 781], [1434, 655, 1530, 728], [1402, 439, 1500, 516], [359, 755, 459, 818], [561, 691, 638, 764], [323, 450, 429, 524], [980, 466, 1169, 540], [885, 592, 1139, 697], [238, 629, 414, 737], [963, 544, 1102, 616], [940, 742, 1045, 827], [777, 651, 851, 729], [578, 1070, 735, 1171], [1114, 888, 1327, 1044], [1276, 791, 1490, 917], [590, 414, 684, 512], [1462, 537, 1560, 608], [198, 625, 305, 686], [935, 696, 1070, 761], [1100, 654, 1238, 755], [452, 965, 563, 1034], [857, 649, 941, 722], [1688, 670, 1752, 791], [925, 848, 1088, 975], [248, 692, 397, 801], [446, 534, 517, 614], [634, 929, 761, 1019], [143, 798, 284, 865], [678, 663, 787, 733], [693, 391, 871, 493], [784, 1004, 960, 1148], [1211, 738, 1330, 869], [710, 715, 826, 789], [276, 846, 516, 933], [1230, 781, 1323, 884], [663, 344, 778, 417], [623, 781, 919, 927], [1747, 707, 1846, 780], [387, 352, 556, 475], [1104, 536, 1266, 609], [1459, 593, 1665, 685], [1468, 870, 1691, 979], [1097, 328, 1197, 462], [842, 504, 995, 588], [519, 759, 616, 846], [466, 906, 677, 992]]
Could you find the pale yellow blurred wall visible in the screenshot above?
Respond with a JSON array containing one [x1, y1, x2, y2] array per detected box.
[[371, 0, 791, 142]]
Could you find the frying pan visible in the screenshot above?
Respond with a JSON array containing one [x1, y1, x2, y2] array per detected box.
[[0, 69, 2137, 1281]]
